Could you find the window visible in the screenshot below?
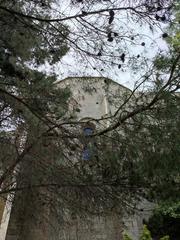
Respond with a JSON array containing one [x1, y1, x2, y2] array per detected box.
[[82, 146, 91, 160], [82, 126, 94, 160], [83, 127, 93, 136]]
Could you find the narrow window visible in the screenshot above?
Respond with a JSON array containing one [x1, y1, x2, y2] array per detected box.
[[82, 127, 93, 160], [82, 146, 91, 160]]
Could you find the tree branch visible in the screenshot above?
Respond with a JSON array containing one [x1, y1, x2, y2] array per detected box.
[[0, 4, 159, 24], [95, 53, 180, 136]]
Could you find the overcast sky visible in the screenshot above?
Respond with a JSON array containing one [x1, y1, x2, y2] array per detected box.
[[42, 0, 170, 90]]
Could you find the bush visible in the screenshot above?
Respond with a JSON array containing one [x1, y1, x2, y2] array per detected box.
[[123, 225, 170, 240]]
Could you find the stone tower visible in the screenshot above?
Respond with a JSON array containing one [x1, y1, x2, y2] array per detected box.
[[0, 77, 153, 240]]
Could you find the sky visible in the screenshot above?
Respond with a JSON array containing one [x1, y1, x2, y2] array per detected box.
[[42, 0, 170, 90]]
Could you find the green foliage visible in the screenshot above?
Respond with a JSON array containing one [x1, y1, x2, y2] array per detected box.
[[0, 1, 69, 65], [140, 225, 152, 240], [0, 0, 70, 132], [0, 0, 71, 193], [153, 1, 179, 93], [166, 1, 180, 51], [146, 201, 180, 240], [123, 232, 133, 240], [156, 202, 180, 218], [123, 226, 170, 240], [160, 236, 170, 240]]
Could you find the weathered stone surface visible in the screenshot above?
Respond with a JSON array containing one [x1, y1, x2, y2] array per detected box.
[[2, 77, 153, 240]]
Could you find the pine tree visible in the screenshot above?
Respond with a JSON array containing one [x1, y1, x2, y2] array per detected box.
[[0, 0, 71, 197]]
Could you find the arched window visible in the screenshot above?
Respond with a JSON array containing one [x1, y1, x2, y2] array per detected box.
[[82, 123, 95, 160], [83, 127, 93, 136]]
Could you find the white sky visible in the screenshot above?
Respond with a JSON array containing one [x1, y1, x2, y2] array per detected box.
[[42, 0, 170, 90]]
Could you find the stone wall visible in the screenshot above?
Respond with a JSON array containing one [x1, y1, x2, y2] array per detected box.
[[54, 215, 123, 240], [2, 77, 153, 240], [0, 198, 11, 240]]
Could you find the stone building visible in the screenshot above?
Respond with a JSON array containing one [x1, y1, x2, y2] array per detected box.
[[0, 77, 153, 240]]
